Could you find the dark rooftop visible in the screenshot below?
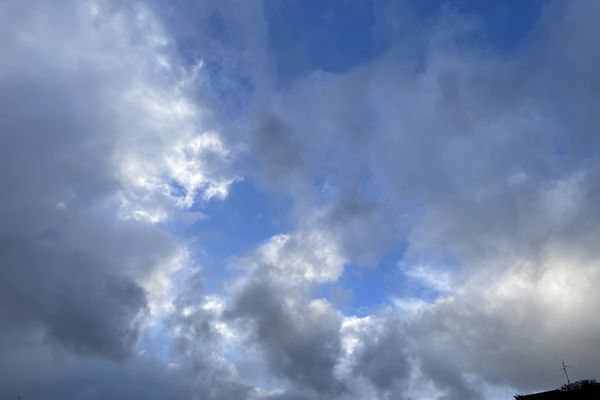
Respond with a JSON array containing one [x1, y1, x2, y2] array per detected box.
[[515, 380, 600, 399]]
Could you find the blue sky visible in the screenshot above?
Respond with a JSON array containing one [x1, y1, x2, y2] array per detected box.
[[3, 1, 600, 400], [264, 0, 547, 80]]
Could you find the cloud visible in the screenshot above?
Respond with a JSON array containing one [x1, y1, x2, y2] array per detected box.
[[3, 0, 600, 399], [0, 0, 238, 397], [241, 230, 345, 284], [226, 265, 345, 396]]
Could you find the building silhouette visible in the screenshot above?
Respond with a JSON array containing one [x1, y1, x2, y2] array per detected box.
[[515, 380, 600, 399]]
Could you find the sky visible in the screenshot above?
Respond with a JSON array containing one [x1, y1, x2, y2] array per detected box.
[[1, 0, 600, 399]]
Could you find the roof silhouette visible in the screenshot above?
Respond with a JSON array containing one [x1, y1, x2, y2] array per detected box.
[[515, 380, 600, 399]]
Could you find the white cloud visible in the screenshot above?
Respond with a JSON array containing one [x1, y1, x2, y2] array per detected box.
[[247, 230, 346, 284]]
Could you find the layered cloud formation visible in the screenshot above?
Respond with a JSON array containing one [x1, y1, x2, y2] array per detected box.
[[2, 1, 600, 399]]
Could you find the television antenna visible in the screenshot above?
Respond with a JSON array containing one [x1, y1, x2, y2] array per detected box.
[[560, 360, 573, 384]]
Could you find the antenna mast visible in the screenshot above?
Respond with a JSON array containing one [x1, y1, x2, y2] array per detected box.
[[561, 360, 573, 384]]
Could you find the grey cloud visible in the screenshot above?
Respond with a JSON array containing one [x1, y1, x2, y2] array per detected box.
[[228, 270, 345, 396], [0, 1, 248, 400], [402, 256, 600, 393], [0, 217, 176, 358], [0, 2, 219, 380], [253, 115, 308, 191], [0, 1, 234, 398], [352, 322, 410, 393], [0, 343, 197, 400], [0, 0, 183, 360]]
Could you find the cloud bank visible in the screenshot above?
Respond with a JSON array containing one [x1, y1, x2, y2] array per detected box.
[[2, 1, 600, 399]]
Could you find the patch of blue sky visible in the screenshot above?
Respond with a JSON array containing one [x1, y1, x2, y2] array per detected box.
[[201, 56, 256, 116], [318, 243, 407, 316], [137, 319, 172, 363], [382, 0, 548, 51], [186, 179, 291, 291], [264, 0, 548, 85], [317, 243, 461, 316], [434, 0, 548, 52], [264, 0, 381, 84]]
